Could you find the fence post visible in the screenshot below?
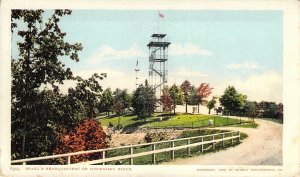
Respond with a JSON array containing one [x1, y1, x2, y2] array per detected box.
[[22, 161, 26, 165], [187, 139, 191, 156], [102, 151, 106, 165], [152, 144, 156, 164], [201, 137, 204, 153], [65, 156, 71, 165], [222, 133, 225, 148], [170, 141, 175, 160], [212, 135, 215, 149], [231, 132, 233, 145], [213, 117, 215, 127], [130, 147, 134, 165], [238, 131, 240, 143]]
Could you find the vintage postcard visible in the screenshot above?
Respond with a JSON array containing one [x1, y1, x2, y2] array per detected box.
[[0, 0, 299, 177]]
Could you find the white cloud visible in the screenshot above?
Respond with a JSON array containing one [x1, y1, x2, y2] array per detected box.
[[185, 71, 282, 104], [232, 72, 282, 103], [57, 68, 150, 94], [225, 61, 260, 70], [87, 44, 145, 64], [169, 43, 212, 56], [54, 69, 126, 94]]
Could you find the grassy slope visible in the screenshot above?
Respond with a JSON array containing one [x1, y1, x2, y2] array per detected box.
[[145, 114, 243, 128], [98, 113, 251, 129]]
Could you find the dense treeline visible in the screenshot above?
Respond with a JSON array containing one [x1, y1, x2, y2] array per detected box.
[[219, 86, 283, 119]]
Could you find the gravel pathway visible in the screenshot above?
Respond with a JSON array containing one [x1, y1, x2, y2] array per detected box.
[[163, 119, 282, 165]]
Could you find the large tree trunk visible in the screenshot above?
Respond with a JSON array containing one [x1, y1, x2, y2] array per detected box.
[[198, 104, 200, 113], [208, 109, 211, 114], [174, 107, 176, 114]]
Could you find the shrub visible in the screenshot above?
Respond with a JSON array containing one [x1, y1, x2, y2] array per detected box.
[[54, 119, 107, 164], [144, 132, 170, 143], [179, 129, 228, 138], [108, 122, 114, 128], [115, 124, 123, 130]]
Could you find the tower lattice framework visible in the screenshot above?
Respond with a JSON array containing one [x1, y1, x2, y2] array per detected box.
[[147, 34, 171, 101]]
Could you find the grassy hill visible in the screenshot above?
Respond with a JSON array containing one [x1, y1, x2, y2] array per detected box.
[[98, 113, 250, 130]]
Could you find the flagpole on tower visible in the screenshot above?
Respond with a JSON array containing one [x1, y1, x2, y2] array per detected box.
[[135, 60, 140, 89]]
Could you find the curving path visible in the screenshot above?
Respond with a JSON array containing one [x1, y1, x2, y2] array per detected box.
[[163, 119, 282, 165]]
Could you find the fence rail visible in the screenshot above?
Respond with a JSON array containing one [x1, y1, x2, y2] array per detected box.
[[11, 131, 240, 165]]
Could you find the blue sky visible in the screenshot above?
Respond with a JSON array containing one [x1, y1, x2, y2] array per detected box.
[[12, 10, 283, 103]]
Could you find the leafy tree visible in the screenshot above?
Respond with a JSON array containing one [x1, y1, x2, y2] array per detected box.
[[160, 88, 174, 113], [11, 10, 83, 159], [242, 101, 257, 117], [277, 103, 283, 119], [180, 80, 191, 113], [112, 100, 124, 115], [197, 83, 213, 113], [112, 88, 132, 115], [257, 101, 283, 119], [68, 73, 106, 118], [99, 88, 113, 116], [132, 80, 156, 121], [219, 86, 247, 116], [11, 90, 65, 160], [11, 10, 106, 160], [188, 86, 198, 106], [54, 119, 107, 164], [207, 96, 217, 114], [169, 84, 184, 114]]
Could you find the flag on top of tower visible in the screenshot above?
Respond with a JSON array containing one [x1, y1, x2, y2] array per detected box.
[[158, 11, 164, 18]]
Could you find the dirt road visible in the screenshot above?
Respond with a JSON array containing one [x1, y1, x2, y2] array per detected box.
[[163, 119, 282, 165]]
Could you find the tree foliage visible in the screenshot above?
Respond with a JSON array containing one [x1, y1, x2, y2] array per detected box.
[[180, 80, 191, 113], [169, 84, 184, 114], [240, 101, 257, 117], [69, 73, 106, 118], [132, 80, 156, 119], [112, 89, 132, 115], [160, 88, 174, 112], [11, 10, 106, 160], [207, 96, 217, 114], [99, 88, 114, 115], [257, 101, 283, 119], [54, 119, 107, 164], [219, 86, 247, 116], [188, 86, 198, 106], [197, 83, 213, 113]]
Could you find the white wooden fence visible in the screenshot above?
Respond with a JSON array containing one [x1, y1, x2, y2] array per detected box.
[[11, 131, 240, 165]]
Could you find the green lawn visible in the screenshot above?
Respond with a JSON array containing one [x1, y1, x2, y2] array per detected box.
[[144, 114, 245, 128], [98, 113, 252, 131], [99, 114, 137, 127], [231, 122, 259, 128]]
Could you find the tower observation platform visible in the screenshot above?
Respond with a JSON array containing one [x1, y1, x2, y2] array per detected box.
[[147, 33, 171, 102]]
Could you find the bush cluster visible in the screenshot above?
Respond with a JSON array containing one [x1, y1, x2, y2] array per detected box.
[[54, 119, 107, 164], [144, 132, 171, 143]]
